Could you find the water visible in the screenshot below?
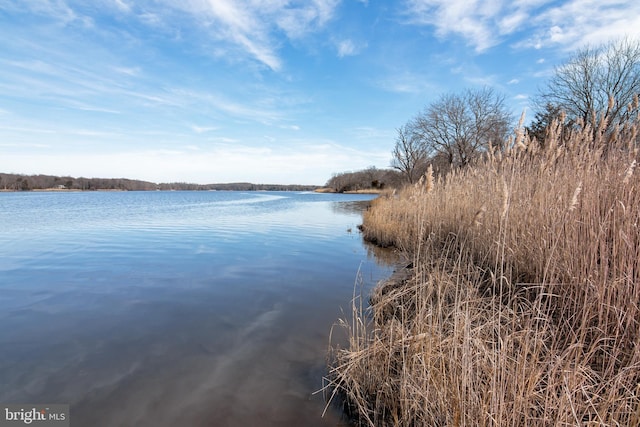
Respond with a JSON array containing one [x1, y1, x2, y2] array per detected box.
[[0, 191, 394, 426]]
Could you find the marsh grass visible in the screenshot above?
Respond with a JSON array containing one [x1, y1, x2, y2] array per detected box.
[[326, 113, 640, 426]]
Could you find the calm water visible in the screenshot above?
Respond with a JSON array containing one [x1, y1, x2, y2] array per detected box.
[[0, 191, 394, 426]]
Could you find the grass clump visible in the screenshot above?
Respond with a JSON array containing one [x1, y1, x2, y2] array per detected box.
[[326, 115, 640, 426]]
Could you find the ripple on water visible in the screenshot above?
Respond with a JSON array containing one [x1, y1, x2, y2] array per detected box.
[[0, 191, 393, 426]]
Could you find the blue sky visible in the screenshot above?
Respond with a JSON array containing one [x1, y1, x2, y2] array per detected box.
[[1, 1, 639, 185]]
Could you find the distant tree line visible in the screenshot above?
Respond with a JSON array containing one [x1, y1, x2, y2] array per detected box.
[[325, 166, 403, 192], [157, 182, 318, 191], [389, 38, 640, 185], [0, 173, 319, 192]]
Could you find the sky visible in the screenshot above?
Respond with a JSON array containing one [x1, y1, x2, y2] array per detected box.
[[1, 1, 639, 185]]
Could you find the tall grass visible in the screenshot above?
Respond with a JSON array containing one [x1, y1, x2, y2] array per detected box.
[[326, 113, 640, 426]]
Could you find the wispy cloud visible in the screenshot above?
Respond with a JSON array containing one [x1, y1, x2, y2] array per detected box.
[[0, 126, 57, 135], [523, 0, 640, 50], [0, 48, 290, 128], [161, 0, 340, 71], [112, 0, 131, 13], [190, 125, 219, 134], [275, 0, 340, 39], [337, 39, 356, 57], [335, 38, 367, 57], [169, 88, 285, 125], [64, 101, 122, 114], [113, 66, 141, 77], [4, 0, 340, 72], [403, 0, 520, 52], [403, 0, 640, 53], [279, 124, 301, 131], [376, 70, 437, 94], [4, 0, 95, 27], [349, 126, 395, 141]]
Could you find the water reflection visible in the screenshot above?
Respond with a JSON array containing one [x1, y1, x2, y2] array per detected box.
[[0, 191, 396, 427], [363, 240, 403, 266], [330, 199, 373, 216]]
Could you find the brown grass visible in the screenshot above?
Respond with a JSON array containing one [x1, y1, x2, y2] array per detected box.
[[325, 114, 640, 426]]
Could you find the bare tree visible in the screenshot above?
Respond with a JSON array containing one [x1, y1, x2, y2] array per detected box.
[[390, 122, 428, 184], [412, 87, 512, 167], [537, 38, 640, 133]]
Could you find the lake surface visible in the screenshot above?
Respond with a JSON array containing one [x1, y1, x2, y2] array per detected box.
[[0, 191, 394, 426]]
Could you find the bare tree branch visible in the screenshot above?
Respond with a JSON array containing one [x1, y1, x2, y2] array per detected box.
[[412, 87, 512, 167], [537, 38, 640, 135]]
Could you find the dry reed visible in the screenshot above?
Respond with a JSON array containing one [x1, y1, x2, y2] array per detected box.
[[326, 114, 640, 426]]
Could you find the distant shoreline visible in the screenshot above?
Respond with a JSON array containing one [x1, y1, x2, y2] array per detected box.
[[0, 188, 120, 192], [0, 188, 320, 193], [0, 172, 321, 192], [1, 188, 383, 194]]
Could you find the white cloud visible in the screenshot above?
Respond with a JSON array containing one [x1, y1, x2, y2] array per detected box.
[[404, 0, 640, 53], [11, 1, 341, 72], [275, 0, 340, 39], [113, 66, 141, 76], [279, 124, 300, 130], [163, 0, 340, 71], [507, 78, 519, 84], [518, 1, 640, 50], [337, 39, 356, 57], [498, 11, 527, 34], [112, 0, 131, 13], [191, 125, 219, 134], [139, 12, 163, 27], [6, 0, 77, 24], [403, 0, 515, 52]]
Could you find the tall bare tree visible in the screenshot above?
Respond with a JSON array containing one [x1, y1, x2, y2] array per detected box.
[[537, 38, 640, 132], [412, 87, 512, 167], [391, 122, 429, 184]]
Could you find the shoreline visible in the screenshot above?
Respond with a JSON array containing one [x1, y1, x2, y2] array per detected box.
[[327, 123, 640, 425], [314, 187, 382, 194]]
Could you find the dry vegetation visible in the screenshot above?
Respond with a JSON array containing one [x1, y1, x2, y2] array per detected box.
[[326, 110, 640, 426]]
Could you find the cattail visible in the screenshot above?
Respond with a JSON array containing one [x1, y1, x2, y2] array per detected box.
[[568, 181, 582, 212], [501, 176, 509, 219], [623, 159, 636, 185], [516, 111, 526, 142], [425, 165, 434, 193], [473, 204, 486, 227]]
